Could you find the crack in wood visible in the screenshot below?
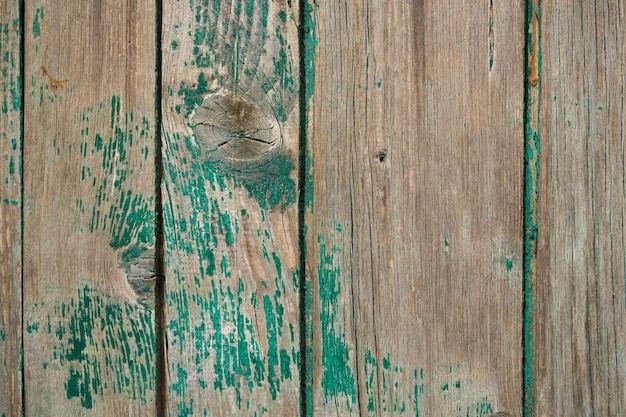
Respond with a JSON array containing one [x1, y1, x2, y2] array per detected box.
[[190, 89, 281, 166]]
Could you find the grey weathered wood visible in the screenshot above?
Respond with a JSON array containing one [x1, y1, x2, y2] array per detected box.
[[0, 1, 23, 415], [22, 1, 157, 415], [160, 0, 302, 414], [535, 1, 626, 415], [307, 1, 524, 415]]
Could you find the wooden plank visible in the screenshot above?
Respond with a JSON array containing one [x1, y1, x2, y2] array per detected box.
[[22, 1, 157, 415], [534, 1, 626, 415], [160, 0, 301, 415], [0, 1, 23, 415], [307, 1, 524, 415]]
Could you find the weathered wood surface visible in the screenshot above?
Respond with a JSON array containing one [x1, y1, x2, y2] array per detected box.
[[1, 1, 625, 416], [534, 1, 626, 415], [0, 1, 23, 415], [22, 1, 157, 415], [307, 1, 524, 416], [160, 0, 302, 414]]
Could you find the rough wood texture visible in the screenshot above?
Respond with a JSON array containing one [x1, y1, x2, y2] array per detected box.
[[0, 1, 23, 415], [161, 0, 301, 414], [535, 1, 626, 415], [307, 1, 524, 415], [22, 1, 157, 415]]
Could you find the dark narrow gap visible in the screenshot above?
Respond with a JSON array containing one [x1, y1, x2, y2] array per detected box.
[[154, 0, 167, 414], [298, 1, 314, 416], [19, 0, 26, 415], [522, 0, 541, 416]]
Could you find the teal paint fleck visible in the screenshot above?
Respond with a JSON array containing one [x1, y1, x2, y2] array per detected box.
[[220, 255, 231, 278], [171, 40, 178, 50], [279, 349, 291, 380], [263, 295, 280, 400], [32, 8, 44, 38], [272, 253, 282, 278], [506, 258, 513, 271], [382, 354, 391, 370]]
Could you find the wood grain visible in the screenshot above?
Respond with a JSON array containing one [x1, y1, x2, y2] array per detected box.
[[535, 1, 626, 415], [0, 1, 23, 415], [307, 1, 524, 415], [22, 1, 157, 415], [160, 0, 301, 414]]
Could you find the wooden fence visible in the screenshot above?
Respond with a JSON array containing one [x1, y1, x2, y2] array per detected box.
[[1, 0, 625, 415]]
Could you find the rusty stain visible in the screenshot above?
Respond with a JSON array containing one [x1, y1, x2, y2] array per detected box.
[[529, 9, 539, 87], [41, 65, 69, 91]]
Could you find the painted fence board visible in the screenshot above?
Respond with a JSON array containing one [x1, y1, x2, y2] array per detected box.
[[534, 1, 626, 415], [22, 1, 157, 415], [160, 0, 302, 414], [0, 1, 23, 415], [307, 1, 525, 416]]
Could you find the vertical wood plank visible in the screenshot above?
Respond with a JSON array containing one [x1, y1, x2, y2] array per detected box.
[[23, 1, 157, 415], [535, 1, 626, 415], [308, 1, 524, 415], [160, 1, 301, 415], [0, 1, 23, 415]]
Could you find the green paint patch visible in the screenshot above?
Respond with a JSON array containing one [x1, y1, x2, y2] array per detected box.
[[79, 99, 155, 269], [31, 286, 156, 409], [167, 275, 295, 412], [26, 322, 40, 334], [186, 135, 296, 210], [178, 72, 208, 118], [32, 8, 44, 38], [318, 233, 356, 408]]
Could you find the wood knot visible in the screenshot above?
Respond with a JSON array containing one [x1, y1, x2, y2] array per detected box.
[[190, 89, 281, 168]]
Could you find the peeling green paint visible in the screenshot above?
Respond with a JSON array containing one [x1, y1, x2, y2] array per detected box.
[[163, 125, 297, 411], [162, 0, 302, 413], [29, 286, 155, 409], [317, 232, 356, 408], [182, 135, 297, 210], [78, 99, 155, 265]]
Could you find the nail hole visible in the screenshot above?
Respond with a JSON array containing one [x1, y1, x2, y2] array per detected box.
[[376, 150, 387, 162]]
